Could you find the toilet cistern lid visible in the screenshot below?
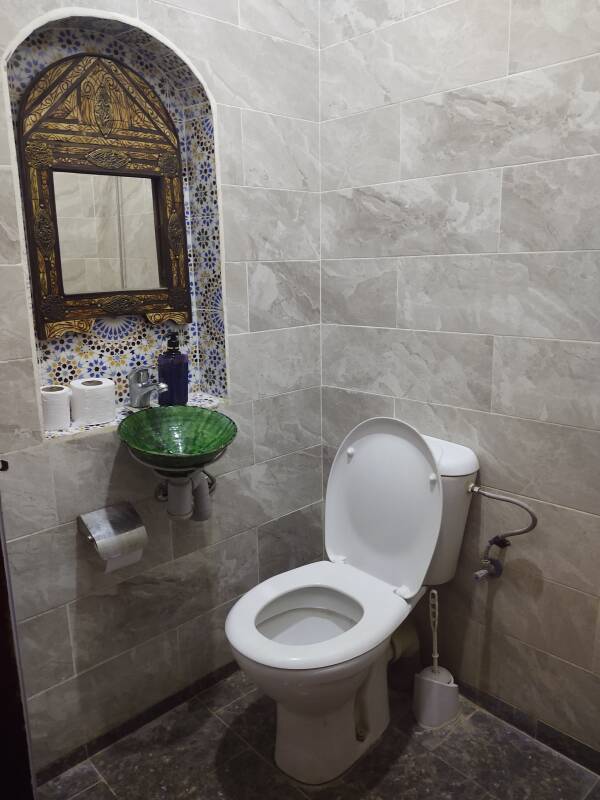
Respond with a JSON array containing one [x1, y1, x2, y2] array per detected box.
[[325, 417, 443, 598]]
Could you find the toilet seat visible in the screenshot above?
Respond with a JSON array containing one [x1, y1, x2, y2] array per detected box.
[[225, 560, 413, 670]]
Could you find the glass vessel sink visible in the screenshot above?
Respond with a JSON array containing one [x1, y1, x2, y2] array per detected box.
[[118, 406, 237, 472]]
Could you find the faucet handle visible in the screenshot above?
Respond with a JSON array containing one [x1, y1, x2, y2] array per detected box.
[[128, 366, 150, 386]]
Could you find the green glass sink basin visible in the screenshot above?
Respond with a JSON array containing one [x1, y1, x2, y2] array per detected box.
[[118, 406, 237, 472]]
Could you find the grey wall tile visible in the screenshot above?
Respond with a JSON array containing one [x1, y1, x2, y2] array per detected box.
[[222, 186, 319, 261], [500, 156, 600, 252], [322, 258, 397, 326], [405, 0, 453, 15], [258, 501, 323, 580], [492, 338, 600, 429], [322, 386, 394, 447], [69, 529, 257, 672], [323, 325, 493, 411], [210, 401, 254, 476], [253, 387, 321, 461], [510, 0, 600, 73], [401, 56, 600, 179], [173, 447, 322, 558], [393, 398, 600, 515], [1, 445, 58, 540], [8, 499, 173, 621], [0, 266, 32, 361], [36, 761, 101, 800], [224, 262, 248, 334], [322, 170, 501, 258], [18, 606, 73, 697], [320, 0, 509, 119], [248, 260, 320, 330], [240, 0, 319, 47], [178, 599, 236, 687], [27, 631, 179, 769], [216, 105, 243, 185], [478, 629, 542, 718], [242, 111, 319, 191], [319, 0, 403, 48], [227, 325, 320, 401], [0, 359, 41, 453], [138, 1, 318, 119], [321, 106, 401, 190], [0, 85, 11, 165], [155, 0, 238, 23], [396, 253, 600, 340], [49, 430, 152, 523]]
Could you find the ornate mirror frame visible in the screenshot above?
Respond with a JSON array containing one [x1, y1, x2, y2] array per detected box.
[[19, 54, 191, 339]]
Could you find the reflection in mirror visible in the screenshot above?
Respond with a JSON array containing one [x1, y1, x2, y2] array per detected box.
[[54, 172, 162, 294]]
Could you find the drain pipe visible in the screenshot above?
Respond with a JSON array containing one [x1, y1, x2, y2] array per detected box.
[[154, 469, 217, 521], [469, 485, 538, 580]]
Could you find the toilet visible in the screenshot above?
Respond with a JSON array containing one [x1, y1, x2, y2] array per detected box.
[[225, 417, 478, 784]]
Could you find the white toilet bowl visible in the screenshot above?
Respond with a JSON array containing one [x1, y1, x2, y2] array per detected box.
[[225, 418, 478, 784]]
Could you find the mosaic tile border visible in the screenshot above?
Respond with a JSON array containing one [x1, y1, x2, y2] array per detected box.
[[7, 17, 226, 404]]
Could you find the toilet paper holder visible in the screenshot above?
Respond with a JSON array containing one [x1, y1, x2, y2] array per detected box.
[[78, 502, 148, 573]]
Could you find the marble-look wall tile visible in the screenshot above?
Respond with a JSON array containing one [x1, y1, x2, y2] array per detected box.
[[510, 0, 600, 73], [242, 111, 319, 191], [396, 253, 600, 340], [500, 156, 600, 252], [0, 266, 32, 361], [223, 262, 249, 334], [155, 0, 238, 23], [401, 56, 600, 179], [322, 386, 394, 447], [0, 167, 21, 264], [393, 398, 600, 515], [48, 431, 152, 523], [138, 1, 318, 120], [253, 387, 321, 461], [478, 629, 542, 718], [209, 401, 254, 476], [405, 0, 453, 15], [240, 0, 319, 47], [18, 606, 73, 697], [258, 502, 323, 580], [68, 530, 257, 672], [216, 105, 243, 185], [8, 499, 173, 620], [172, 447, 322, 556], [492, 338, 600, 429], [0, 92, 10, 164], [0, 359, 41, 453], [321, 106, 401, 190], [322, 170, 501, 258], [178, 599, 237, 687], [1, 445, 58, 540], [221, 186, 319, 261], [228, 325, 320, 400], [247, 261, 320, 330], [483, 492, 600, 598], [321, 258, 397, 326], [323, 325, 493, 411], [534, 648, 600, 751], [319, 0, 403, 48], [320, 0, 509, 119], [28, 631, 179, 769]]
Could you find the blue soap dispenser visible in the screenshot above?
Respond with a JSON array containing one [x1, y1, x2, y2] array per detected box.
[[158, 332, 189, 406]]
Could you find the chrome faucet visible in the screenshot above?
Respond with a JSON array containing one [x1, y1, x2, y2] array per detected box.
[[128, 367, 168, 408]]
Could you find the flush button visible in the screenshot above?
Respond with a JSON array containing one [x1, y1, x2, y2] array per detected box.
[[347, 447, 355, 458], [429, 473, 437, 484]]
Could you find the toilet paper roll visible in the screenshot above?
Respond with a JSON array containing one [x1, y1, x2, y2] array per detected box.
[[78, 503, 148, 574], [41, 384, 71, 431], [70, 377, 116, 426]]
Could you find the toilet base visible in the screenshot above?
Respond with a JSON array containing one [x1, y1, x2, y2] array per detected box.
[[234, 640, 391, 785]]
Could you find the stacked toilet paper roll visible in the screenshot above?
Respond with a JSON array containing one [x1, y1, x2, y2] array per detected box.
[[41, 385, 71, 431], [70, 377, 116, 426]]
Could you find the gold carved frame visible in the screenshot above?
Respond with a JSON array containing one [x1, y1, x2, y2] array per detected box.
[[19, 54, 191, 339]]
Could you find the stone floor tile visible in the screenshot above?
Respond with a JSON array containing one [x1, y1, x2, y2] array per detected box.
[[37, 761, 101, 800], [194, 669, 256, 712], [388, 690, 477, 751], [435, 710, 597, 800], [197, 749, 306, 799], [214, 688, 277, 760]]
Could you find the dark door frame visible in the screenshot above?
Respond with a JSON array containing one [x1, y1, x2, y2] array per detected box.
[[0, 461, 36, 798]]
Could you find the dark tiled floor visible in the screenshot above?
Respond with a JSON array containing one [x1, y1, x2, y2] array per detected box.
[[38, 670, 600, 800]]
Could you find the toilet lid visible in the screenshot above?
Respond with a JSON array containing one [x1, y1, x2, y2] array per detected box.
[[325, 417, 443, 598]]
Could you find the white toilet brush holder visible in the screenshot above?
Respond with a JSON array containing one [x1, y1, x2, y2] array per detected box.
[[413, 589, 460, 728]]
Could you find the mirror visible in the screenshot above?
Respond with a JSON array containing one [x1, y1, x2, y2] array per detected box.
[[54, 173, 162, 294], [19, 54, 191, 339]]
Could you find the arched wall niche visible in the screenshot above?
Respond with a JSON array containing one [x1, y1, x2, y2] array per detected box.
[[6, 14, 226, 402]]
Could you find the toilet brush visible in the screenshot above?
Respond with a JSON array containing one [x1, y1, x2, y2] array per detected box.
[[413, 589, 460, 728]]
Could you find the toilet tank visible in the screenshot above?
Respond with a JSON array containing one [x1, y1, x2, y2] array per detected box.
[[422, 435, 479, 586]]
